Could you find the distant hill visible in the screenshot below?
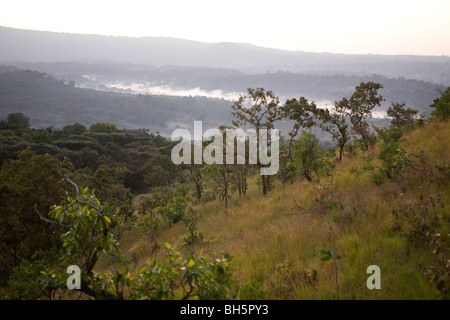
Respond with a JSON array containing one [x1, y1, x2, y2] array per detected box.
[[0, 69, 233, 135], [2, 62, 443, 114], [1, 26, 449, 85]]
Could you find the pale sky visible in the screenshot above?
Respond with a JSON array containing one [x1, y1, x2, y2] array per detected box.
[[1, 0, 449, 55]]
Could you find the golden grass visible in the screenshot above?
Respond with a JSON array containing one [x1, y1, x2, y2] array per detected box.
[[114, 120, 450, 299]]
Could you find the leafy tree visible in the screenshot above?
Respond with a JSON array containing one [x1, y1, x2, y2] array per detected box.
[[282, 97, 322, 182], [62, 123, 87, 136], [89, 122, 117, 133], [430, 87, 450, 120], [201, 164, 234, 208], [319, 99, 352, 161], [72, 164, 133, 219], [184, 164, 204, 201], [345, 82, 384, 150], [0, 149, 72, 283], [231, 88, 282, 195], [276, 136, 297, 184], [230, 164, 249, 196], [6, 113, 30, 129], [350, 126, 407, 184], [293, 131, 323, 182], [376, 127, 407, 181], [387, 102, 418, 128], [143, 154, 179, 189]]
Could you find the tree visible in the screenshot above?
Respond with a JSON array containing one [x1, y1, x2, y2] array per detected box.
[[231, 88, 282, 196], [319, 99, 352, 161], [0, 149, 73, 283], [184, 164, 204, 201], [430, 87, 450, 120], [387, 102, 418, 128], [62, 123, 87, 136], [89, 122, 117, 133], [282, 97, 321, 182], [143, 154, 179, 189], [5, 113, 30, 129], [293, 131, 322, 182], [345, 82, 384, 150], [72, 164, 133, 220], [201, 164, 234, 208]]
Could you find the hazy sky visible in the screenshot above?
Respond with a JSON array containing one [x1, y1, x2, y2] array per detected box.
[[1, 0, 449, 55]]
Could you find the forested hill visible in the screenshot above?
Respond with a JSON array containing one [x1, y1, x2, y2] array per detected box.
[[0, 69, 233, 134], [7, 61, 445, 111], [0, 67, 445, 134]]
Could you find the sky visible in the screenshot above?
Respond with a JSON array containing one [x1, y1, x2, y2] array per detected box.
[[1, 0, 450, 56]]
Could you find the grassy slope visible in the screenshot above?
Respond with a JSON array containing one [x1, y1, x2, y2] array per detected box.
[[116, 120, 449, 299]]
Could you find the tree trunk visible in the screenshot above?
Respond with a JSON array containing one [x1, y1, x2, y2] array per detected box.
[[304, 171, 312, 182], [224, 183, 228, 208], [195, 182, 202, 201], [262, 175, 267, 196], [362, 134, 369, 151], [289, 137, 294, 184]]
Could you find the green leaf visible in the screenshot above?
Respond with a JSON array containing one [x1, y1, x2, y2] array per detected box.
[[321, 256, 332, 261], [187, 259, 195, 268], [320, 250, 330, 255]]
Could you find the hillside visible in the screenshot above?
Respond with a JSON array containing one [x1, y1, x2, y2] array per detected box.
[[115, 120, 450, 299], [4, 62, 444, 113], [0, 69, 233, 135], [0, 79, 448, 301]]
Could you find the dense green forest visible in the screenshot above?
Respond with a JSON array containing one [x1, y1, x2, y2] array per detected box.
[[0, 83, 449, 300]]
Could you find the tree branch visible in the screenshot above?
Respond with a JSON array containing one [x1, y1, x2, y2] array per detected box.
[[34, 204, 70, 228]]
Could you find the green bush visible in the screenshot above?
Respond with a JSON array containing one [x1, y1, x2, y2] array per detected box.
[[89, 122, 117, 133]]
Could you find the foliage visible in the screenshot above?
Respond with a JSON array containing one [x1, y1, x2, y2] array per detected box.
[[319, 99, 351, 161], [143, 154, 180, 188], [320, 247, 342, 299], [387, 102, 418, 128], [156, 196, 188, 226], [391, 194, 449, 298], [201, 164, 234, 208], [40, 186, 236, 300], [3, 249, 61, 300], [180, 211, 204, 247], [0, 149, 73, 284], [89, 122, 118, 133], [350, 126, 407, 185], [273, 261, 317, 299], [62, 123, 87, 136], [4, 112, 30, 129], [128, 244, 235, 300], [281, 97, 321, 171], [345, 82, 384, 150], [430, 87, 450, 120], [231, 87, 282, 195], [293, 131, 323, 182]]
